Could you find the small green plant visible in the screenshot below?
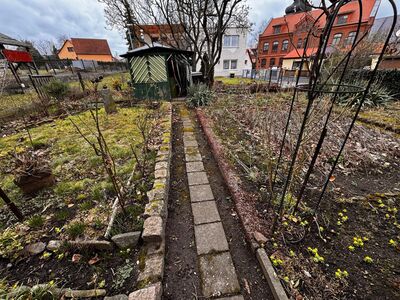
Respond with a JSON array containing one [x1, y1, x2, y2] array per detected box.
[[66, 222, 85, 239], [363, 256, 373, 264], [79, 200, 93, 211], [270, 255, 284, 267], [0, 228, 23, 260], [389, 239, 398, 248], [55, 209, 70, 222], [27, 215, 45, 228], [335, 269, 349, 279], [186, 84, 214, 107], [307, 247, 325, 263], [112, 260, 134, 289], [353, 236, 365, 247], [348, 245, 355, 252], [43, 80, 70, 101]]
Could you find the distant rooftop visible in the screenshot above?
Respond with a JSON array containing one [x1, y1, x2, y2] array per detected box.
[[370, 15, 400, 42], [0, 33, 29, 47]]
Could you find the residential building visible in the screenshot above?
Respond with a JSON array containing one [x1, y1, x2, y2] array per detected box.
[[58, 38, 113, 62], [257, 0, 379, 70], [369, 15, 400, 69], [130, 24, 186, 49], [214, 27, 249, 77]]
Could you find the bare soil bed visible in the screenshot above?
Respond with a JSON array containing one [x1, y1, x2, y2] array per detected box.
[[202, 92, 400, 299]]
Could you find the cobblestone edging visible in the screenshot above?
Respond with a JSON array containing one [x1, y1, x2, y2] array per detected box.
[[128, 102, 172, 300], [196, 108, 289, 300]]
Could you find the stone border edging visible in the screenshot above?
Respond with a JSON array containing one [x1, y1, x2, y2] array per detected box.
[[195, 108, 289, 300], [128, 102, 172, 299]]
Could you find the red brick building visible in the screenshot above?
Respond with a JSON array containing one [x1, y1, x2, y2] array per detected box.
[[257, 0, 379, 70]]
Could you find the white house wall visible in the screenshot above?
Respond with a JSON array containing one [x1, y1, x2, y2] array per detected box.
[[214, 28, 249, 77]]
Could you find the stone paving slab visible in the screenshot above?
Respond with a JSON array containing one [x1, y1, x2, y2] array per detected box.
[[185, 152, 203, 162], [184, 140, 198, 147], [191, 201, 221, 225], [199, 252, 241, 298], [187, 171, 209, 186], [195, 222, 229, 255], [189, 184, 214, 202], [215, 296, 244, 300], [186, 161, 205, 172]]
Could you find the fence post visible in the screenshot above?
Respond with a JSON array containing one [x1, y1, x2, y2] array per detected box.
[[48, 57, 56, 75], [81, 59, 86, 72], [92, 60, 97, 72], [69, 59, 74, 74], [77, 71, 85, 91]]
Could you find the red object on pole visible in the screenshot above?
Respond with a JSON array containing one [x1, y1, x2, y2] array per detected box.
[[2, 49, 33, 63]]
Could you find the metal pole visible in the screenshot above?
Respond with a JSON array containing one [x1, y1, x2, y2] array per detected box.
[[0, 187, 24, 221]]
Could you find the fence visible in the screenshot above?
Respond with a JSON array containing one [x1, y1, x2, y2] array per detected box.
[[29, 74, 54, 100], [242, 68, 310, 88], [34, 58, 128, 76]]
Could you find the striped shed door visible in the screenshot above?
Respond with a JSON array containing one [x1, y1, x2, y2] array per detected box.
[[130, 55, 168, 83]]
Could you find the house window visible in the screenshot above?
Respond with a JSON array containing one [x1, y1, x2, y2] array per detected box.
[[223, 35, 239, 47], [332, 33, 342, 46], [261, 59, 267, 68], [245, 60, 248, 65], [297, 38, 303, 49], [263, 42, 269, 53], [67, 47, 74, 52], [272, 41, 279, 52], [282, 40, 289, 52], [337, 14, 348, 25], [230, 60, 238, 69], [273, 25, 281, 34], [223, 60, 230, 69], [223, 59, 238, 69], [346, 31, 357, 45], [270, 58, 275, 66], [279, 57, 284, 66]]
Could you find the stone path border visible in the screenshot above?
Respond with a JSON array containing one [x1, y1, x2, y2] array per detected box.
[[126, 102, 172, 299], [196, 108, 289, 300], [181, 107, 243, 299]]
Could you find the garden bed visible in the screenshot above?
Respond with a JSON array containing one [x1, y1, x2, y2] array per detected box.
[[201, 92, 400, 299], [0, 102, 171, 297]]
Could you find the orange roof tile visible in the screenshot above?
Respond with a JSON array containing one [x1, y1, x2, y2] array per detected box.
[[70, 38, 112, 55]]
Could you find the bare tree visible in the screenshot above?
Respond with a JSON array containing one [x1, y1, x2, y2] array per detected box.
[[99, 0, 250, 86], [34, 40, 55, 56]]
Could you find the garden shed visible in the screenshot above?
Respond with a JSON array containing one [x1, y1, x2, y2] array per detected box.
[[121, 43, 193, 100]]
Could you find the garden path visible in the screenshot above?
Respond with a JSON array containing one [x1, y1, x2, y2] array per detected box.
[[163, 103, 272, 299]]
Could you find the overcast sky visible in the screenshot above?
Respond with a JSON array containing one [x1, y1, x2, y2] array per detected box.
[[0, 0, 395, 56]]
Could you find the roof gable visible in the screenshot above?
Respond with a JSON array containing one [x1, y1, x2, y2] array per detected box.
[[261, 0, 377, 37], [69, 38, 112, 55]]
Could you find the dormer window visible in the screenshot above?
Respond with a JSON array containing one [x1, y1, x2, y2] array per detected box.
[[337, 14, 349, 25], [273, 25, 281, 34]]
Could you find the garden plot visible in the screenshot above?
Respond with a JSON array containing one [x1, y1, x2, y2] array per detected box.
[[0, 102, 170, 297], [203, 92, 400, 299]]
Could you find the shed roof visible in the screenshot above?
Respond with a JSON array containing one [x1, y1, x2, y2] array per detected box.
[[120, 43, 193, 58], [0, 33, 30, 47]]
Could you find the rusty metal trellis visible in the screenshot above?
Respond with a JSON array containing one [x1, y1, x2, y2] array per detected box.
[[271, 0, 397, 230]]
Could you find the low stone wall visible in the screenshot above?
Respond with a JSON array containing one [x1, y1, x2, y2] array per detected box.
[[127, 102, 172, 300]]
